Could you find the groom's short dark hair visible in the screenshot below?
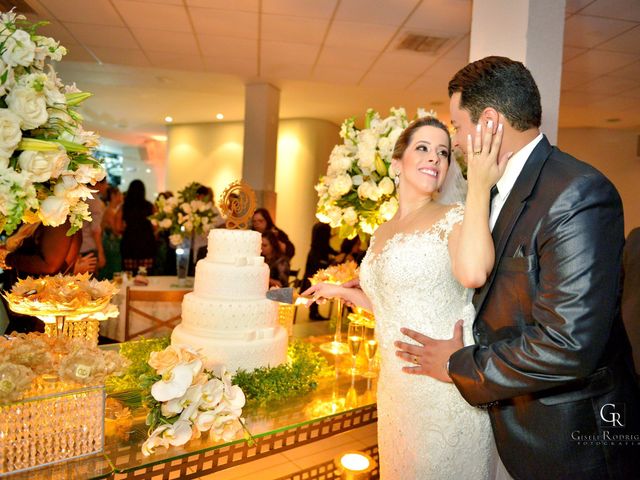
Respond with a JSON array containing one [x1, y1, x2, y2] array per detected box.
[[448, 56, 542, 131]]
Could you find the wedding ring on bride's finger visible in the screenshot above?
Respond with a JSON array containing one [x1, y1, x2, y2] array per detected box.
[[412, 355, 420, 365], [473, 151, 482, 156]]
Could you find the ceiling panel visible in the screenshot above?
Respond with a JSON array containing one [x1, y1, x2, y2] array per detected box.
[[190, 7, 258, 38], [36, 0, 124, 26], [186, 0, 259, 11], [132, 29, 199, 55], [145, 51, 205, 71], [315, 46, 378, 70], [261, 15, 328, 44], [367, 50, 438, 77], [405, 0, 472, 36], [113, 1, 192, 32], [335, 0, 419, 26], [261, 41, 319, 66], [203, 56, 257, 77], [597, 25, 640, 55], [262, 0, 337, 19], [563, 49, 640, 75], [89, 46, 151, 67], [198, 35, 257, 59], [324, 21, 398, 51], [581, 0, 640, 21], [65, 23, 138, 49], [571, 75, 640, 95], [564, 14, 635, 48]]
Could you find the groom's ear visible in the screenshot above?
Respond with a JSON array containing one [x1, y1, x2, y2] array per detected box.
[[480, 108, 500, 134]]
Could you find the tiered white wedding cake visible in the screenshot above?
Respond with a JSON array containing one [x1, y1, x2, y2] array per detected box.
[[171, 229, 288, 372]]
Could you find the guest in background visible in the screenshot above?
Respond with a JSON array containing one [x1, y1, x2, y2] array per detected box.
[[191, 184, 224, 271], [623, 227, 640, 376], [1, 221, 96, 333], [261, 230, 290, 288], [98, 184, 124, 280], [301, 222, 336, 320], [252, 208, 295, 260], [333, 236, 366, 265], [121, 179, 156, 275], [80, 178, 108, 275]]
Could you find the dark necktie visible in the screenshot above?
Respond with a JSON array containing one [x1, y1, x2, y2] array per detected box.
[[489, 185, 499, 214]]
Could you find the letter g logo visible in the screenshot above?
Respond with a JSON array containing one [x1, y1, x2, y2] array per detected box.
[[600, 403, 625, 428]]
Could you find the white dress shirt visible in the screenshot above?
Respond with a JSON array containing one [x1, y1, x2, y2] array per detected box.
[[489, 133, 544, 231]]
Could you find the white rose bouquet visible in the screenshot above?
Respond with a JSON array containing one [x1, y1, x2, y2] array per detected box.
[[0, 10, 104, 238], [149, 182, 222, 246], [315, 107, 436, 239]]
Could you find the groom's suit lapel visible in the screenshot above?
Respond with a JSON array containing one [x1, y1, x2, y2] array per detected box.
[[472, 136, 553, 315]]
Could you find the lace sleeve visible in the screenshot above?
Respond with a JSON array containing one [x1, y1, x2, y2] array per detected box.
[[439, 202, 465, 238]]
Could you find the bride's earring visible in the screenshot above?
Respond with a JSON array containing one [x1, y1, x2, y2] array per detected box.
[[394, 173, 400, 188]]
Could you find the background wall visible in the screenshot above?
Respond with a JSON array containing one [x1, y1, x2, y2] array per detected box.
[[166, 119, 339, 270], [558, 128, 640, 236]]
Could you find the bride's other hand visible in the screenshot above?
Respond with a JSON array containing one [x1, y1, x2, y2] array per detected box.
[[394, 320, 464, 383], [341, 277, 360, 289]]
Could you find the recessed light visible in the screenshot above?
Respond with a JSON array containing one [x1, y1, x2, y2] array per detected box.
[[216, 113, 224, 120], [151, 135, 167, 141], [146, 168, 152, 173], [165, 116, 173, 123]]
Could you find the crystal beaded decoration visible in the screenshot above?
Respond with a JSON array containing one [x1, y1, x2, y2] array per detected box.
[[43, 318, 100, 345], [0, 377, 105, 475]]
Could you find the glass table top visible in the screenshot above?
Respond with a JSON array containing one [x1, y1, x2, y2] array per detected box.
[[7, 321, 378, 479]]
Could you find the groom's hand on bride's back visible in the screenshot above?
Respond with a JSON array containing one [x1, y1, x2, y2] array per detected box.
[[394, 320, 464, 383]]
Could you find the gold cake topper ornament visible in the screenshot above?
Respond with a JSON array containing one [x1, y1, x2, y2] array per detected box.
[[219, 181, 256, 230]]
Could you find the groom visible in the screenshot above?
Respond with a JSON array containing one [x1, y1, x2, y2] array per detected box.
[[395, 56, 640, 479]]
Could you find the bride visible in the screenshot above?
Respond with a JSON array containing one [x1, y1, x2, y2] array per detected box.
[[304, 116, 508, 479]]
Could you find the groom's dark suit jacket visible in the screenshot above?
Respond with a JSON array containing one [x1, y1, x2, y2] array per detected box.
[[449, 136, 640, 480]]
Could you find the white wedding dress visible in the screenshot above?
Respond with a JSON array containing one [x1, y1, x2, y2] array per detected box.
[[360, 203, 496, 479]]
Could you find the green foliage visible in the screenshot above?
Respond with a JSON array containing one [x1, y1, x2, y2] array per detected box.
[[105, 337, 170, 395], [231, 341, 332, 406]]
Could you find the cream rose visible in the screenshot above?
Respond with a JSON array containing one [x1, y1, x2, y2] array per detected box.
[[39, 195, 70, 226], [342, 207, 358, 226], [380, 197, 399, 221], [2, 29, 36, 67], [160, 218, 172, 229], [328, 173, 352, 198], [18, 150, 69, 182], [6, 85, 48, 130], [0, 108, 22, 158], [378, 176, 395, 196]]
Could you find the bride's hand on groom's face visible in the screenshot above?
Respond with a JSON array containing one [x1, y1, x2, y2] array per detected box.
[[394, 320, 464, 383], [466, 119, 512, 192]]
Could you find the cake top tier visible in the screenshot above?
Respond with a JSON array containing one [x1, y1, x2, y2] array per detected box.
[[207, 229, 262, 264]]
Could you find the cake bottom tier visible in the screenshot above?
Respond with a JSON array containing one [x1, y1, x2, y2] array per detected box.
[[171, 324, 288, 373]]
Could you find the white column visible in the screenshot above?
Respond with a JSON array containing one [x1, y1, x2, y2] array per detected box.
[[242, 82, 280, 216], [469, 0, 565, 143]]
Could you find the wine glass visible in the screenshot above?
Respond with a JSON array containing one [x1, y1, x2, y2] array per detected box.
[[362, 326, 378, 378], [347, 322, 364, 375]]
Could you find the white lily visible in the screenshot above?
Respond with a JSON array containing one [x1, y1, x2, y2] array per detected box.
[[141, 427, 170, 456], [200, 378, 224, 410], [151, 363, 195, 402]]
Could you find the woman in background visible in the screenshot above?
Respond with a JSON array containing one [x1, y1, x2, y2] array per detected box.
[[120, 179, 156, 274], [252, 208, 295, 260], [261, 230, 290, 288]]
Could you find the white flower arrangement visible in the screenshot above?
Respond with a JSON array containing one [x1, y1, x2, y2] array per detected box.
[[0, 10, 104, 237], [149, 182, 222, 247], [141, 344, 247, 456], [315, 107, 437, 239]]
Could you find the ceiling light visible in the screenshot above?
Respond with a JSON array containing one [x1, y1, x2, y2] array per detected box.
[[165, 116, 173, 123], [151, 135, 167, 141], [216, 113, 224, 120]]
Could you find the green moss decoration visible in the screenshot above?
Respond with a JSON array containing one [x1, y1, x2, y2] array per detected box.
[[105, 337, 170, 395], [233, 341, 332, 406]]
